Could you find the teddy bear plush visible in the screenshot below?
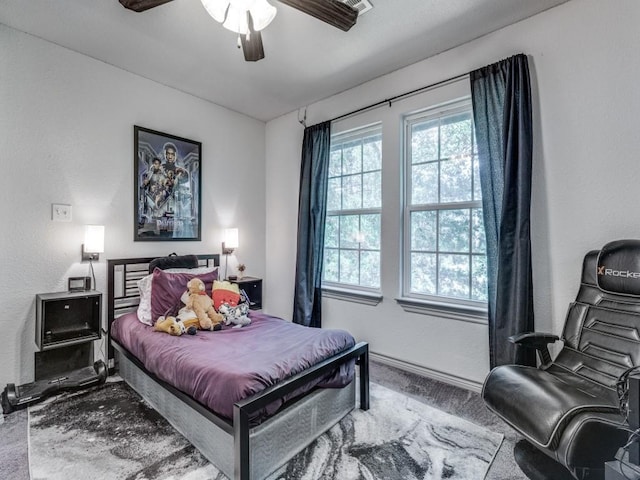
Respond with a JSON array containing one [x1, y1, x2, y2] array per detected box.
[[218, 302, 251, 328], [185, 277, 223, 330], [154, 315, 199, 336]]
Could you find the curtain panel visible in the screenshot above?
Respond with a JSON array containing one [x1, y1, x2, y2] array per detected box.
[[292, 121, 331, 327], [471, 54, 535, 368]]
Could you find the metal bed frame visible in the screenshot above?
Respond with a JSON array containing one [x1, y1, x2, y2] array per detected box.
[[107, 255, 369, 480]]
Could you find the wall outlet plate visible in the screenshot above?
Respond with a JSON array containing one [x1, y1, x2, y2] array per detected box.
[[52, 204, 72, 222]]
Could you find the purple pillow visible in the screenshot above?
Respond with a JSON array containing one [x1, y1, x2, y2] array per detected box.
[[150, 268, 218, 323]]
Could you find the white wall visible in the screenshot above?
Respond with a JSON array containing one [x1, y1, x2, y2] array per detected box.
[[265, 0, 640, 388], [0, 25, 266, 388]]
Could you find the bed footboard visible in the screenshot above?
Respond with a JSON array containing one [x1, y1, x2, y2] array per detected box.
[[234, 341, 369, 480]]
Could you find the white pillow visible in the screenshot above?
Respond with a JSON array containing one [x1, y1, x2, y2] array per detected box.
[[136, 266, 217, 325]]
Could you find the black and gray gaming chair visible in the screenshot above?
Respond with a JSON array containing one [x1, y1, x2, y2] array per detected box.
[[483, 240, 640, 479]]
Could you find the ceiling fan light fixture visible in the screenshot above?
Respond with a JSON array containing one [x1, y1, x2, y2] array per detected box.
[[249, 0, 276, 31], [200, 0, 228, 23], [202, 0, 276, 34]]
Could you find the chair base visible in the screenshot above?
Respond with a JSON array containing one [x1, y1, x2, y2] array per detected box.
[[514, 439, 577, 480]]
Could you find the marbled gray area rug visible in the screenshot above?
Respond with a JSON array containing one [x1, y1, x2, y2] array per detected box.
[[29, 379, 502, 479]]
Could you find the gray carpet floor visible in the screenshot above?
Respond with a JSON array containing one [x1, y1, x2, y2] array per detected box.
[[0, 360, 527, 480]]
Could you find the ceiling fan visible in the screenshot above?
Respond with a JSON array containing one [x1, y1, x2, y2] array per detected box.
[[119, 0, 359, 62]]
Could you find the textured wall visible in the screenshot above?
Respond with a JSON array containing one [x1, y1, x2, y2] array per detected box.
[[0, 25, 266, 387], [265, 0, 640, 386]]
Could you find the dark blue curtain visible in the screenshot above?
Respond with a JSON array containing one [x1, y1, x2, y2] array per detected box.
[[292, 121, 331, 327], [470, 54, 535, 368]]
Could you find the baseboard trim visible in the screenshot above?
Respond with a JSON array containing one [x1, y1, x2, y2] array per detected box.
[[370, 352, 484, 393]]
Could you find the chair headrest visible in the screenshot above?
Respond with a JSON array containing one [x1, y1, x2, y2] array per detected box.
[[596, 239, 640, 295]]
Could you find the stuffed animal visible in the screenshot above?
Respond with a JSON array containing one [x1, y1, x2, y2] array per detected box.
[[218, 302, 251, 328], [185, 277, 224, 330], [154, 315, 199, 336], [212, 280, 241, 310]]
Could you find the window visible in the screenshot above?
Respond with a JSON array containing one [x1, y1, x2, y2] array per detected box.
[[403, 100, 487, 308], [323, 124, 382, 291]]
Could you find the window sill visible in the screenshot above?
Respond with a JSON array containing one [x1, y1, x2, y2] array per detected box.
[[322, 286, 383, 306], [395, 297, 488, 324]]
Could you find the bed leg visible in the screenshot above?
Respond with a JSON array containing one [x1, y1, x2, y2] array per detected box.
[[234, 404, 250, 480], [359, 345, 370, 411]]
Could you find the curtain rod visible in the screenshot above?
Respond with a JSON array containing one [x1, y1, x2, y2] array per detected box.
[[330, 71, 470, 123]]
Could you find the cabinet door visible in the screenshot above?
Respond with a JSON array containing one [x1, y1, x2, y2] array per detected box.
[[240, 280, 262, 310]]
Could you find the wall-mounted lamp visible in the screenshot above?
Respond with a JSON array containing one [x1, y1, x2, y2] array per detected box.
[[82, 225, 105, 261], [222, 228, 238, 279], [222, 228, 239, 255]]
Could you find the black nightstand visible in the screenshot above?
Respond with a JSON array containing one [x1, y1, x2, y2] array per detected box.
[[35, 290, 102, 380], [1, 291, 107, 414], [229, 277, 262, 310]]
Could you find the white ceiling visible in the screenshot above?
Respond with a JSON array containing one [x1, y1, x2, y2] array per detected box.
[[1, 0, 570, 122]]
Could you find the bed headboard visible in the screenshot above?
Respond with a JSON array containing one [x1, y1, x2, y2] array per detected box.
[[106, 254, 219, 370]]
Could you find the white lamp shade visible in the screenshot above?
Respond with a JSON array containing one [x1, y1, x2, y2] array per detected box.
[[249, 0, 276, 31], [84, 225, 105, 253], [224, 228, 239, 249], [202, 0, 276, 34], [200, 0, 228, 23]]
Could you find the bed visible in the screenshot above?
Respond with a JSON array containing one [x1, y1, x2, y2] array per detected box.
[[107, 254, 369, 480]]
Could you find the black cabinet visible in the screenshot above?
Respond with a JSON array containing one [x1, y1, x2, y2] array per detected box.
[[229, 277, 262, 310], [36, 291, 102, 349], [35, 291, 102, 381], [1, 291, 107, 412]]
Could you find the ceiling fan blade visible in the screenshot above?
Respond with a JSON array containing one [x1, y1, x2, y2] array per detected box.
[[241, 13, 265, 62], [276, 0, 357, 32], [119, 0, 174, 12]]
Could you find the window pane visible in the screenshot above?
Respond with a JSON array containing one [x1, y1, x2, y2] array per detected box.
[[360, 251, 380, 288], [329, 148, 342, 178], [438, 209, 470, 253], [411, 253, 436, 295], [404, 104, 486, 305], [411, 121, 438, 163], [326, 125, 381, 291], [440, 155, 472, 203], [342, 141, 361, 175], [362, 171, 381, 208], [361, 214, 380, 250], [339, 250, 359, 284], [472, 208, 486, 253], [472, 255, 488, 302], [440, 114, 472, 158], [411, 210, 437, 251], [324, 248, 339, 282], [363, 134, 382, 171], [411, 163, 438, 204], [342, 174, 362, 210], [327, 177, 341, 211], [340, 215, 359, 248], [325, 216, 339, 248], [438, 254, 469, 299]]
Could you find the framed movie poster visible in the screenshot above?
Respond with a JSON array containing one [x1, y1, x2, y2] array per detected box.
[[133, 126, 201, 241]]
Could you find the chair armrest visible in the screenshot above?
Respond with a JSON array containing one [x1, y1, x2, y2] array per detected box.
[[509, 332, 560, 365]]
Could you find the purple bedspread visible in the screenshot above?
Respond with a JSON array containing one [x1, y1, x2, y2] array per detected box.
[[111, 311, 355, 422]]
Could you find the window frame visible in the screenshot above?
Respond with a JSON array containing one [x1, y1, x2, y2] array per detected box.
[[322, 123, 383, 297], [400, 99, 488, 319]]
